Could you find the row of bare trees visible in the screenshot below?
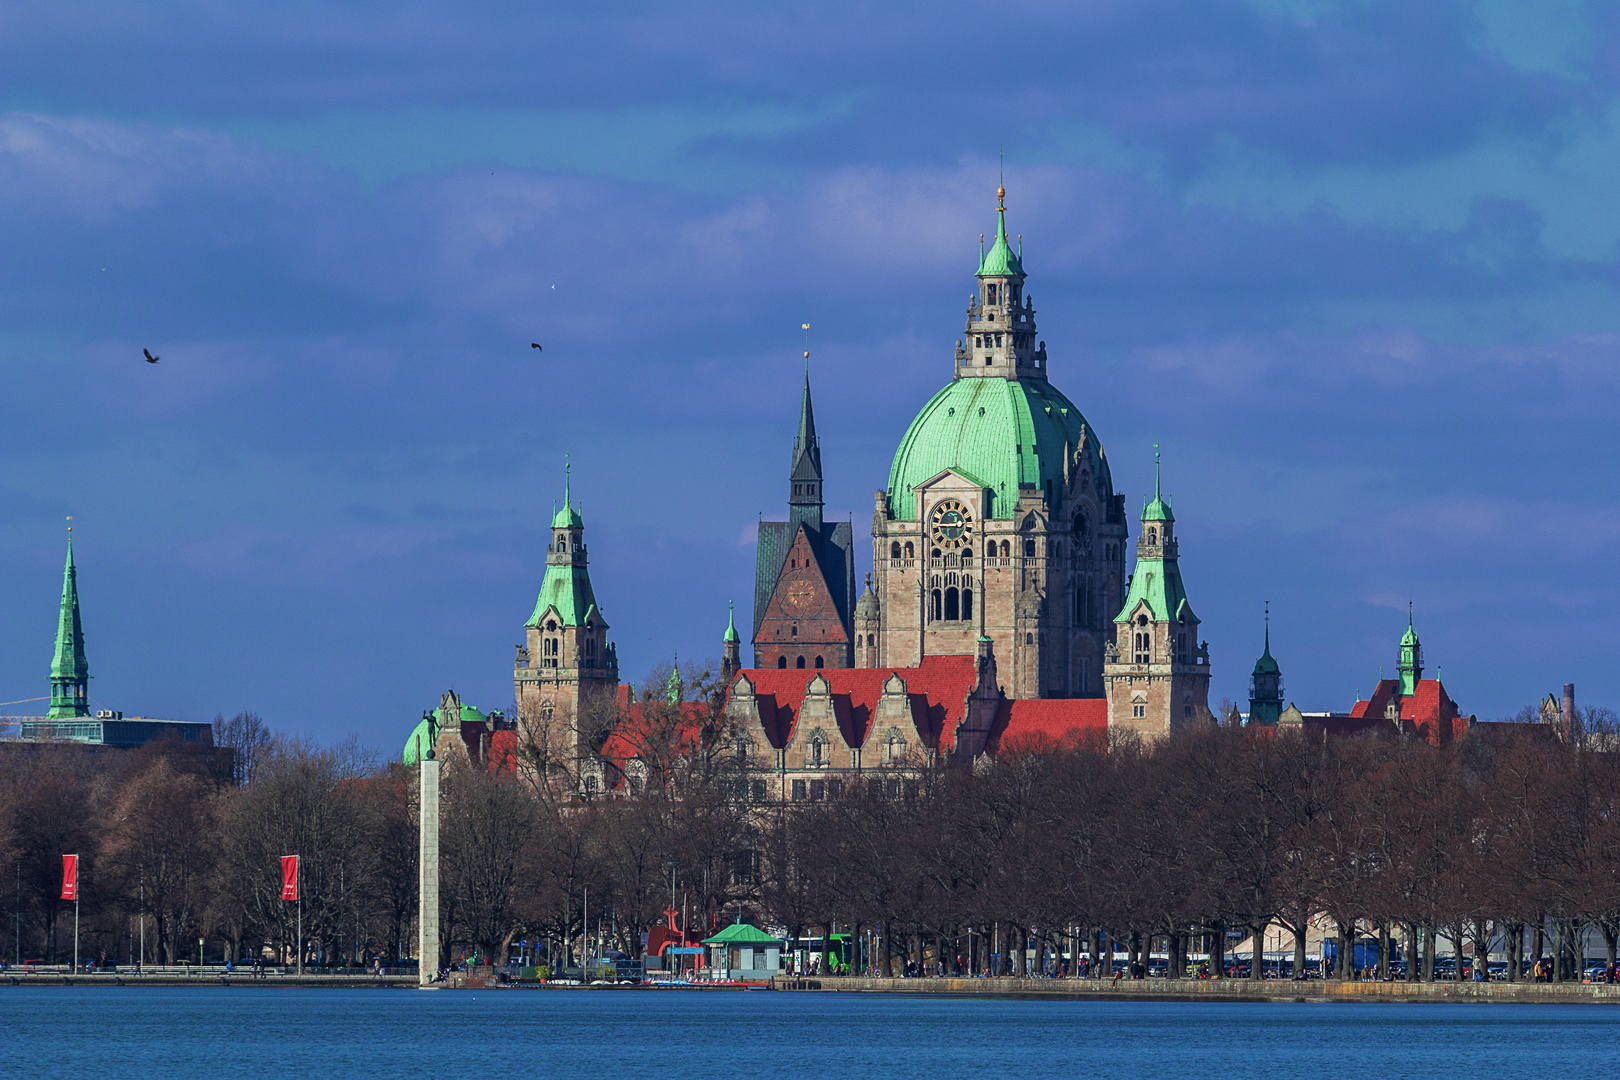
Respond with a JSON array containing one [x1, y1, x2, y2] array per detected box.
[[751, 724, 1620, 981], [4, 687, 1617, 983]]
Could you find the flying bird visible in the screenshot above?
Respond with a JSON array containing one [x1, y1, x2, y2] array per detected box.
[[143, 349, 160, 364], [530, 343, 543, 351]]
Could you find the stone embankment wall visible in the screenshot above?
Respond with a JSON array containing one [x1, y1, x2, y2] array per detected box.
[[771, 975, 1620, 1003], [2, 972, 416, 988]]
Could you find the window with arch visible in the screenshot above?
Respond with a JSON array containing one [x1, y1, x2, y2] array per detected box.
[[1000, 540, 1011, 558], [961, 545, 972, 559], [904, 541, 914, 559], [1176, 631, 1188, 664], [866, 634, 875, 647], [944, 588, 959, 621], [962, 587, 973, 620], [883, 732, 906, 763], [931, 548, 942, 559], [931, 589, 943, 621], [1134, 632, 1150, 665], [1023, 538, 1036, 557], [809, 737, 826, 766], [1148, 527, 1157, 545], [795, 656, 806, 669], [814, 656, 824, 669], [890, 541, 901, 559], [791, 625, 797, 637], [584, 637, 596, 664], [777, 656, 787, 669], [557, 536, 567, 552]]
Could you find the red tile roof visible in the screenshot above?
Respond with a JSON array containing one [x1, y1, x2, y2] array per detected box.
[[1349, 679, 1470, 744], [732, 656, 979, 750], [986, 698, 1108, 754]]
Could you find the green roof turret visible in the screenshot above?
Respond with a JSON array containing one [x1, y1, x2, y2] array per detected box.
[[1398, 604, 1423, 696], [552, 458, 583, 529], [48, 528, 91, 720], [1142, 447, 1174, 522], [1248, 604, 1284, 725], [723, 601, 741, 644], [977, 186, 1025, 278]]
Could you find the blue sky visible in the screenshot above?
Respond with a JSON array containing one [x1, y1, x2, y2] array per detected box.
[[3, 0, 1619, 747]]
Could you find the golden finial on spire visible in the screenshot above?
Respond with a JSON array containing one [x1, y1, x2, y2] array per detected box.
[[996, 184, 1005, 207]]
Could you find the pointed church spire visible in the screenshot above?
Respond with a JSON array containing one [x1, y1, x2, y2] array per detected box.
[[789, 327, 824, 532], [48, 521, 90, 720]]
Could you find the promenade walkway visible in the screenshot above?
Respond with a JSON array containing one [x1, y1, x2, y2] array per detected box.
[[771, 975, 1620, 1003]]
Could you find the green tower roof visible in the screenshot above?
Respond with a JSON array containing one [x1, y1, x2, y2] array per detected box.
[[977, 203, 1025, 278], [552, 464, 583, 529], [1142, 449, 1174, 522], [526, 571, 600, 629], [50, 541, 88, 682], [1115, 562, 1193, 625], [723, 602, 740, 644], [1399, 623, 1419, 648], [1252, 626, 1280, 676], [887, 377, 1108, 521]]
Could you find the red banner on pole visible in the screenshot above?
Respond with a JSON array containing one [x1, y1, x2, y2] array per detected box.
[[61, 854, 78, 901], [281, 855, 299, 901]]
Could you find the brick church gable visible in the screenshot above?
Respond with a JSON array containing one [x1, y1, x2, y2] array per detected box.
[[754, 523, 852, 670]]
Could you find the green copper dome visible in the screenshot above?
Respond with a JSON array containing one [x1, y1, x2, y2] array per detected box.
[[887, 377, 1109, 521]]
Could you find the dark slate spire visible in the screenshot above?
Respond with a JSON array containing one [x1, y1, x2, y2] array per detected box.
[[48, 534, 90, 720], [789, 329, 823, 532]]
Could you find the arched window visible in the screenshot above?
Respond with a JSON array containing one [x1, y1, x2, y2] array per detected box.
[[1000, 540, 1011, 558], [558, 537, 567, 552], [890, 541, 901, 559], [814, 656, 824, 669], [1025, 633, 1034, 645], [810, 738, 826, 766], [904, 542, 914, 559], [866, 634, 875, 646], [796, 655, 806, 669], [931, 589, 943, 621], [777, 656, 787, 669], [944, 588, 959, 621], [791, 625, 797, 637], [931, 548, 941, 559], [961, 545, 972, 559], [1148, 527, 1157, 545], [962, 588, 973, 620], [1023, 538, 1036, 557]]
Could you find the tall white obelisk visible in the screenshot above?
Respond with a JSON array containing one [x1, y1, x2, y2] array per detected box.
[[419, 751, 440, 986]]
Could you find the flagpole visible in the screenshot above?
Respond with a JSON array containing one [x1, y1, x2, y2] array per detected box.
[[73, 853, 79, 975]]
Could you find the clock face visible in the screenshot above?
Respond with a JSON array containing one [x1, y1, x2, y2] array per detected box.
[[786, 581, 815, 609], [930, 499, 974, 549]]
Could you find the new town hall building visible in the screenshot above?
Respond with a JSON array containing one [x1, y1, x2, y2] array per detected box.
[[462, 187, 1493, 798], [479, 187, 1226, 795]]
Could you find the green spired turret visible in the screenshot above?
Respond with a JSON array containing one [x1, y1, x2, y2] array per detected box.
[[1398, 607, 1423, 697], [48, 538, 90, 719], [1248, 607, 1283, 727]]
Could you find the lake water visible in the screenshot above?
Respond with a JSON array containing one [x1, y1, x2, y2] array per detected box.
[[5, 987, 1617, 1078]]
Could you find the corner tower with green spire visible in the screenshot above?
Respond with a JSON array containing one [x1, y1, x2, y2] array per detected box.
[[48, 537, 90, 719], [870, 182, 1130, 699], [1398, 610, 1423, 697], [1104, 452, 1212, 736], [514, 465, 619, 781]]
